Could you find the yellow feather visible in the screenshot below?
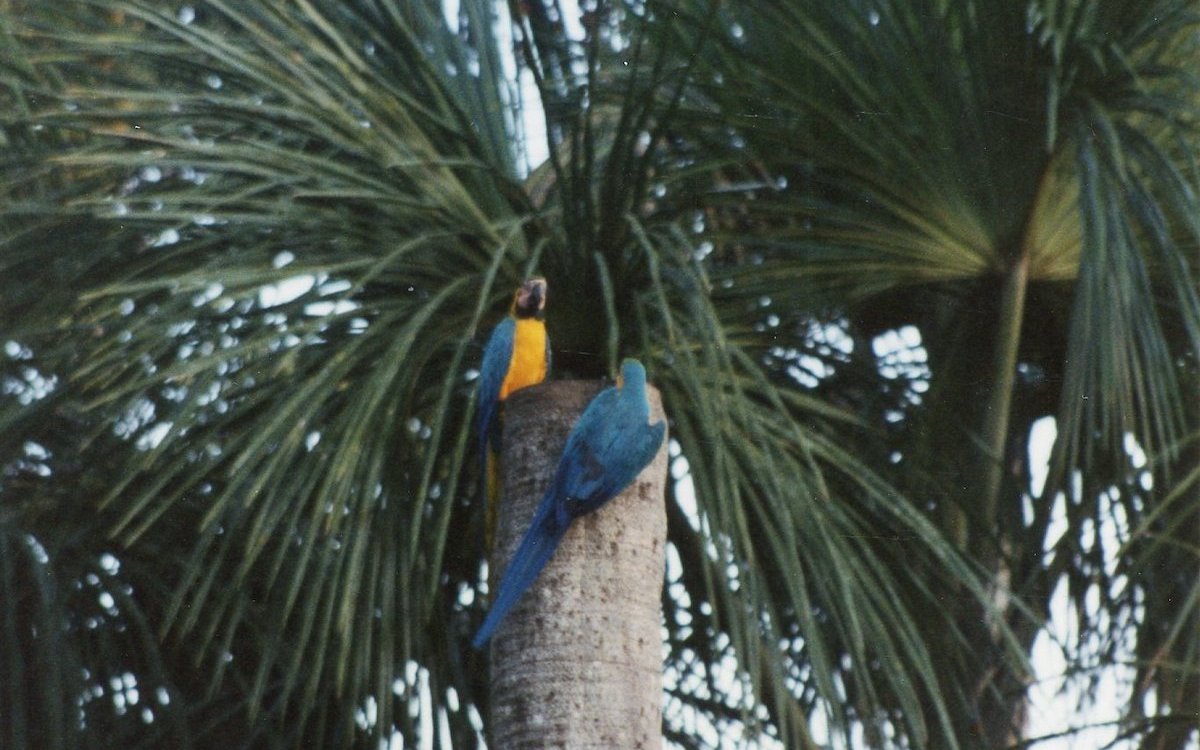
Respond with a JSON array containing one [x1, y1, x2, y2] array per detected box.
[[487, 318, 547, 553], [499, 318, 548, 400]]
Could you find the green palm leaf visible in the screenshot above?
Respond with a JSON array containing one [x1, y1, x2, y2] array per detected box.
[[4, 0, 1200, 748], [6, 0, 535, 744]]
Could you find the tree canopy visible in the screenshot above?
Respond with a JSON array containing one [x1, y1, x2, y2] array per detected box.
[[2, 1, 1199, 748]]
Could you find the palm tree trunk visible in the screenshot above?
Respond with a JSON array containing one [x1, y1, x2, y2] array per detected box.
[[978, 254, 1029, 537], [486, 380, 668, 749]]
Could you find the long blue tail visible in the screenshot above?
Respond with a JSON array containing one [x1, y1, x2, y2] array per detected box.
[[473, 504, 567, 648]]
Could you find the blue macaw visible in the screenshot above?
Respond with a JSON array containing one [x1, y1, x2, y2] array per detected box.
[[477, 277, 550, 548], [473, 358, 666, 647]]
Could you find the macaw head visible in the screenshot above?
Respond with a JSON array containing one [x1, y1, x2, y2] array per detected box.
[[511, 277, 547, 319], [616, 358, 647, 392]]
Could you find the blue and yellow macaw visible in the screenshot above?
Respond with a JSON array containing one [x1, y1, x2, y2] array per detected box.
[[477, 277, 550, 547], [473, 358, 666, 647]]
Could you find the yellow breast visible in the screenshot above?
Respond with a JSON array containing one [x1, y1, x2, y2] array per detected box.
[[500, 318, 548, 400]]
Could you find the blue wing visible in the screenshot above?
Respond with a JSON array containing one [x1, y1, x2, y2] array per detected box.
[[551, 384, 666, 524], [477, 318, 515, 471], [472, 496, 568, 647]]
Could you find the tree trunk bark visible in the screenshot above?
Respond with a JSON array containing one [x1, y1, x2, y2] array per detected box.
[[486, 380, 668, 750]]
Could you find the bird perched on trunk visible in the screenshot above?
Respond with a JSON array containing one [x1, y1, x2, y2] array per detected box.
[[477, 277, 550, 548], [474, 358, 666, 647]]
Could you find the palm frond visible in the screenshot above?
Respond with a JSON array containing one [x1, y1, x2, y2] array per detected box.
[[630, 219, 1005, 747], [5, 0, 533, 744], [5, 0, 1200, 747], [0, 527, 78, 750]]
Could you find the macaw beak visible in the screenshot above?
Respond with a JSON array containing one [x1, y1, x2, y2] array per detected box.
[[526, 279, 545, 311], [512, 277, 548, 317]]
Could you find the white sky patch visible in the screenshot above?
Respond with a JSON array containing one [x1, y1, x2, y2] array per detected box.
[[788, 352, 828, 388], [151, 228, 180, 247], [418, 667, 434, 749], [355, 695, 378, 730], [192, 282, 224, 307], [136, 422, 172, 451], [1029, 416, 1057, 498], [100, 552, 121, 575], [258, 275, 315, 307], [558, 0, 584, 40], [1123, 432, 1147, 469], [508, 0, 581, 171], [24, 440, 49, 460], [305, 299, 360, 317], [1024, 418, 1152, 750], [305, 431, 321, 451], [318, 278, 353, 295], [519, 69, 548, 169], [438, 708, 453, 750], [671, 463, 700, 533], [442, 0, 460, 31], [872, 325, 929, 383], [25, 535, 50, 564], [1027, 579, 1132, 749]]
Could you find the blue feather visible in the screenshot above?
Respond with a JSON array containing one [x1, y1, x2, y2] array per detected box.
[[477, 317, 514, 490], [474, 359, 665, 646], [472, 501, 567, 648]]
